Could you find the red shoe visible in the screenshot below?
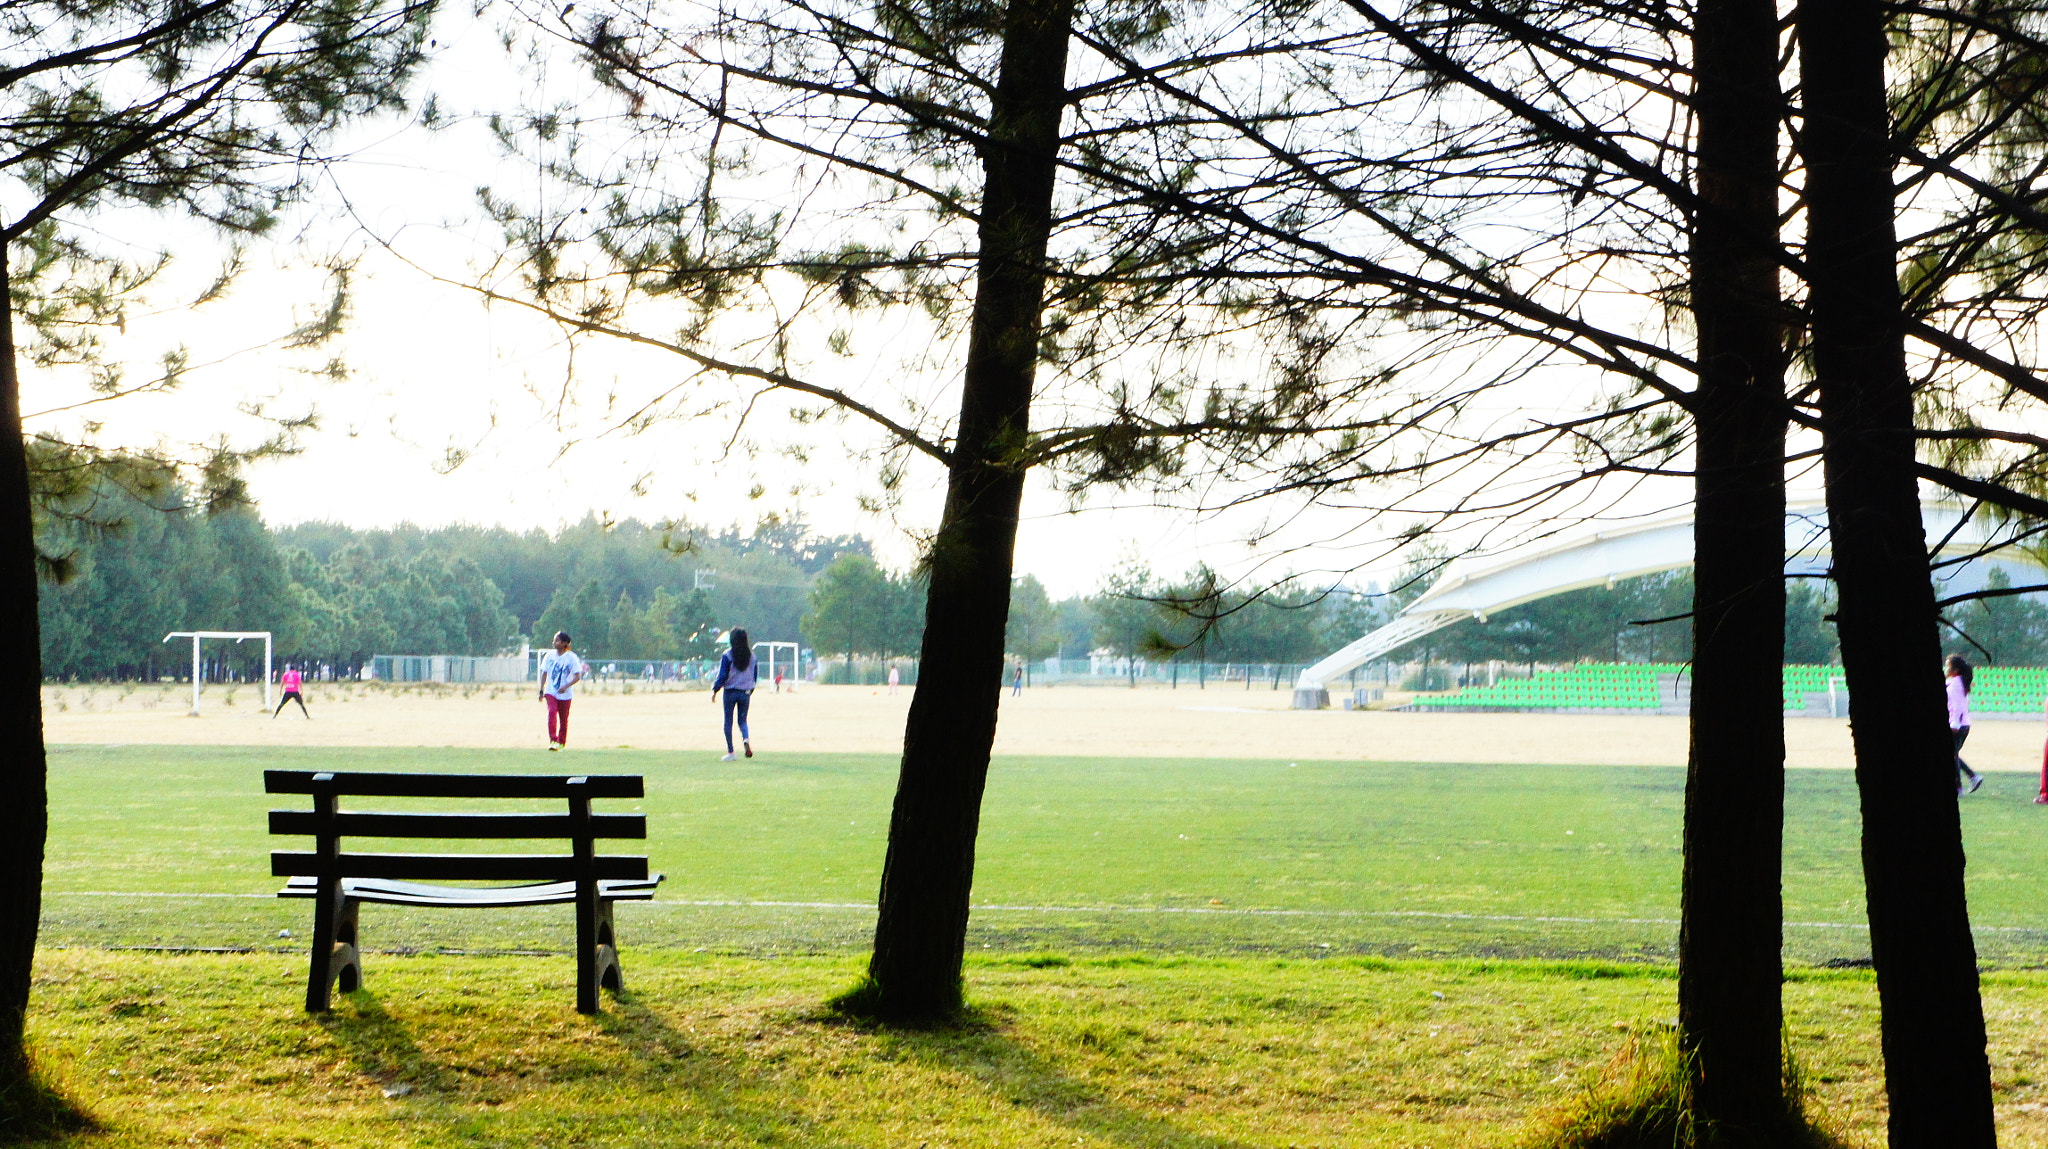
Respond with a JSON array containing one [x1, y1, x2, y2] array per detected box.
[[744, 741, 753, 758]]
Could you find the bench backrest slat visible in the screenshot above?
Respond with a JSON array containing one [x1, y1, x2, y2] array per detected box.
[[269, 811, 646, 840], [264, 770, 644, 800], [268, 770, 650, 887], [270, 851, 650, 882]]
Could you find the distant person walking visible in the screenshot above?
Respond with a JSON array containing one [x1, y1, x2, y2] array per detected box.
[[887, 665, 900, 696], [1011, 663, 1024, 697], [713, 628, 758, 760], [272, 665, 310, 719], [539, 631, 585, 751], [1949, 654, 1982, 795]]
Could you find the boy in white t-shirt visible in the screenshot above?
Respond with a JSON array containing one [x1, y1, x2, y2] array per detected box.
[[538, 631, 586, 750]]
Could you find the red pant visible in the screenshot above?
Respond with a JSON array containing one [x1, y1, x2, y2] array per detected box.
[[546, 695, 572, 745]]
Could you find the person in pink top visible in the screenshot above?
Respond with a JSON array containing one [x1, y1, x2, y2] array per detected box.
[[273, 664, 310, 719], [2036, 696, 2048, 806], [1948, 654, 1980, 795]]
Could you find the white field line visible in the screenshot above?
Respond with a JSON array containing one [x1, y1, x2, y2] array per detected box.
[[44, 891, 2048, 934]]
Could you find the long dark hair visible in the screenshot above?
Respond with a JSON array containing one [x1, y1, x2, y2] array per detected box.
[[729, 628, 753, 672], [1946, 653, 1973, 693]]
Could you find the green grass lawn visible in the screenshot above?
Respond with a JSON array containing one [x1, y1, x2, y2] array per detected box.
[[40, 745, 2048, 965], [23, 949, 2048, 1148], [31, 745, 2048, 1146]]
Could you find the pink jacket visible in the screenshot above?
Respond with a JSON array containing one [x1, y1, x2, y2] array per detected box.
[[1947, 674, 1970, 730]]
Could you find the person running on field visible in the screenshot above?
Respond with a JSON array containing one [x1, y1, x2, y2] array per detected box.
[[712, 628, 757, 760], [1949, 653, 1982, 795], [539, 631, 585, 751], [273, 664, 310, 718]]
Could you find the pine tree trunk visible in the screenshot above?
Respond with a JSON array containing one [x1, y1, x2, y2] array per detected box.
[[863, 0, 1073, 1023], [0, 253, 50, 1095], [1677, 0, 1790, 1130], [1797, 0, 1996, 1140]]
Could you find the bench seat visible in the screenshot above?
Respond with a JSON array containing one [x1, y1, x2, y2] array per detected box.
[[278, 875, 663, 908]]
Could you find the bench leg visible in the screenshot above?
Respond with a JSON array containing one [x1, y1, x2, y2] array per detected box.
[[305, 880, 337, 1011], [334, 897, 362, 995], [577, 889, 626, 1013], [595, 900, 623, 994], [304, 884, 361, 1012], [576, 883, 599, 1014]]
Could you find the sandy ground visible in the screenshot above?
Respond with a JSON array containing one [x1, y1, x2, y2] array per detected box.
[[36, 679, 2048, 772]]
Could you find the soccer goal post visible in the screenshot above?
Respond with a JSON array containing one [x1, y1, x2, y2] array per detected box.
[[162, 631, 272, 716]]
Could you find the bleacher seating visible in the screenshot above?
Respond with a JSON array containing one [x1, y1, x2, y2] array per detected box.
[[1782, 664, 1837, 711], [1972, 665, 2048, 713], [1419, 663, 1674, 712], [1416, 661, 2048, 715]]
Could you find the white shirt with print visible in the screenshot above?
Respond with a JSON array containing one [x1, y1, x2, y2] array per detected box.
[[540, 650, 586, 700]]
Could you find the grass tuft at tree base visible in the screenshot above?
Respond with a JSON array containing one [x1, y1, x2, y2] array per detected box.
[[1523, 1025, 1853, 1148], [824, 970, 970, 1029]]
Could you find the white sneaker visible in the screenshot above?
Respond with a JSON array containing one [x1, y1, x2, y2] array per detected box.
[[721, 752, 738, 761]]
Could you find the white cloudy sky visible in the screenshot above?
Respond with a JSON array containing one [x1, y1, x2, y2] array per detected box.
[[15, 3, 1706, 599]]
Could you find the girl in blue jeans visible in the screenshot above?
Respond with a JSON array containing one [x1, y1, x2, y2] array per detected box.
[[712, 628, 758, 760]]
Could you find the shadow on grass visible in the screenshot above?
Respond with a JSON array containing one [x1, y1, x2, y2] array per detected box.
[[318, 991, 462, 1095], [0, 1055, 97, 1147], [838, 1010, 1263, 1149], [599, 988, 1261, 1149], [590, 991, 850, 1146]]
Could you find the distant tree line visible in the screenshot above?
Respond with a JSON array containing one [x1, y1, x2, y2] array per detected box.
[[41, 480, 2042, 682], [795, 562, 1820, 672], [35, 478, 881, 679], [38, 485, 302, 681], [1048, 562, 2048, 674], [1948, 569, 2048, 667]]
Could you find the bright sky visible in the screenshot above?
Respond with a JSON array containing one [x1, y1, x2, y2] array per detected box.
[[14, 3, 1702, 600]]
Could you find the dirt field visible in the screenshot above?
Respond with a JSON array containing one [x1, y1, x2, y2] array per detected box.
[[36, 679, 2048, 771]]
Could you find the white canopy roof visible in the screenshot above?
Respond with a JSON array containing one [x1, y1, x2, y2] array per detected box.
[[1294, 498, 2038, 698]]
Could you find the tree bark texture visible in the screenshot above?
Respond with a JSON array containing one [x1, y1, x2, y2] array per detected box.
[[1678, 0, 1791, 1133], [865, 0, 1074, 1023], [0, 253, 49, 1091], [1797, 0, 1996, 1141]]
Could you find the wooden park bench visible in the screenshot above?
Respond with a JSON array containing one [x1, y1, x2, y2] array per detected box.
[[267, 770, 663, 1014]]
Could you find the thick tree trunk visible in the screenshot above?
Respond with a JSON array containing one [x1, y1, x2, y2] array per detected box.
[[863, 0, 1073, 1023], [0, 253, 50, 1098], [1677, 0, 1790, 1133], [1797, 0, 1996, 1142]]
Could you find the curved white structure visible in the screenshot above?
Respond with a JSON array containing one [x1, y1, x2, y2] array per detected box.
[[1292, 498, 2041, 708]]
